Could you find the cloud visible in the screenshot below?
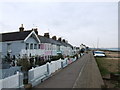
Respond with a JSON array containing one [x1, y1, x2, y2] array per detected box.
[[0, 2, 118, 48]]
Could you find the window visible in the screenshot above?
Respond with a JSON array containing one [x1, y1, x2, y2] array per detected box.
[[30, 43, 33, 49], [48, 44, 50, 50], [26, 43, 29, 50], [40, 44, 44, 49], [34, 44, 37, 49], [7, 43, 11, 52], [38, 44, 40, 49]]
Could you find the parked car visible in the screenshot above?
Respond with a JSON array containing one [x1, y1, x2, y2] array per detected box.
[[93, 51, 106, 57]]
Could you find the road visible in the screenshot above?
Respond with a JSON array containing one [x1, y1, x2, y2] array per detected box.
[[35, 52, 104, 88]]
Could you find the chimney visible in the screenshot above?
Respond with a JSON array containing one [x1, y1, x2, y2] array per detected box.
[[19, 24, 24, 32], [44, 33, 50, 38], [52, 36, 57, 40], [58, 37, 62, 42], [62, 39, 65, 43], [32, 28, 38, 35]]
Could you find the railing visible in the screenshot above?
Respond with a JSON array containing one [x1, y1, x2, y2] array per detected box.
[[0, 72, 23, 90], [21, 49, 58, 56], [20, 49, 45, 56]]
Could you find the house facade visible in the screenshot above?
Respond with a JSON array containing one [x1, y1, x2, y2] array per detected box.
[[0, 25, 74, 60], [0, 25, 40, 58]]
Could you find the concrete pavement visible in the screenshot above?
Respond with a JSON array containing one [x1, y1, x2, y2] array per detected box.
[[73, 52, 104, 88], [35, 52, 104, 88]]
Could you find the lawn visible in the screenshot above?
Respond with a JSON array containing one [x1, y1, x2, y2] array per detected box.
[[95, 57, 110, 76], [95, 51, 120, 88]]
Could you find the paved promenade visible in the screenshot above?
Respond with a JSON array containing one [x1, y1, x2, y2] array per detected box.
[[35, 52, 104, 88]]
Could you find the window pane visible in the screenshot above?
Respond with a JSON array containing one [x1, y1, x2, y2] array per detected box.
[[38, 44, 40, 49], [26, 43, 29, 50], [7, 43, 11, 52], [34, 44, 37, 49], [30, 44, 33, 49]]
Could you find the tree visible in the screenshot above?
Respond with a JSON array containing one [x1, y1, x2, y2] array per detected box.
[[80, 48, 85, 53]]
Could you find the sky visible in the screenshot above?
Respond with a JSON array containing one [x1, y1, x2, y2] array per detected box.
[[0, 0, 118, 48]]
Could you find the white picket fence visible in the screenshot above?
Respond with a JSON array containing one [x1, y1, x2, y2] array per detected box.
[[61, 58, 68, 68], [0, 72, 23, 90], [0, 55, 79, 89], [49, 59, 62, 74], [28, 64, 48, 86], [28, 57, 77, 87]]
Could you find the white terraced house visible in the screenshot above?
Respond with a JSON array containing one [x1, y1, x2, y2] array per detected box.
[[0, 24, 74, 59]]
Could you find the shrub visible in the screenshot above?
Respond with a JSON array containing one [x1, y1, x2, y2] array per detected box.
[[74, 54, 78, 59], [3, 53, 12, 63], [70, 56, 74, 58], [17, 57, 31, 71], [17, 56, 31, 84], [35, 56, 46, 66], [51, 56, 60, 61], [51, 53, 64, 61], [29, 57, 35, 68]]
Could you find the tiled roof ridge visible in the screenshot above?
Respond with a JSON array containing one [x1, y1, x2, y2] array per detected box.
[[1, 30, 32, 35]]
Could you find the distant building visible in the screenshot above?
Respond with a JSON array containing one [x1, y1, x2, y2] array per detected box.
[[80, 44, 87, 53]]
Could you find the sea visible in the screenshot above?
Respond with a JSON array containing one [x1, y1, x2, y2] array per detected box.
[[90, 48, 120, 51], [99, 48, 120, 51]]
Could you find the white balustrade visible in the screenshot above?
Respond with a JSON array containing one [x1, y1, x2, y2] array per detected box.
[[21, 49, 45, 56]]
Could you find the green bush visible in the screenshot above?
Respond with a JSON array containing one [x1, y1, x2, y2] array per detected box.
[[17, 57, 31, 71], [51, 53, 64, 61], [51, 56, 60, 61], [70, 56, 74, 58]]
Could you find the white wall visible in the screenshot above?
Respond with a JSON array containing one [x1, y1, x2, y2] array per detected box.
[[0, 72, 23, 89]]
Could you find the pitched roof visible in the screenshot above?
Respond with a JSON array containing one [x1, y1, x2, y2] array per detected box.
[[38, 35, 62, 45], [0, 30, 32, 42], [66, 43, 73, 48], [0, 30, 73, 48], [38, 35, 73, 48], [38, 35, 50, 43]]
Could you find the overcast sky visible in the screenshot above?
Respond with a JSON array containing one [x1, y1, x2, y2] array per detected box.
[[0, 0, 118, 48]]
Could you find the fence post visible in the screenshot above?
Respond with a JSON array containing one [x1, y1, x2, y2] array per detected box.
[[61, 61, 63, 68], [0, 79, 3, 90], [47, 62, 50, 76], [17, 71, 23, 88], [28, 68, 34, 84], [17, 71, 21, 88]]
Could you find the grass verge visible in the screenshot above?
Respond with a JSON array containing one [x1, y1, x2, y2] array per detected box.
[[95, 57, 110, 76]]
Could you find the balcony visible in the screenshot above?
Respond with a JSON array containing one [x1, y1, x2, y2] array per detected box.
[[20, 49, 45, 57]]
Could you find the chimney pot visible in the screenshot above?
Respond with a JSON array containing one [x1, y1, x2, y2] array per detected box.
[[19, 24, 24, 32], [58, 37, 62, 41], [52, 36, 57, 40], [32, 28, 38, 35], [44, 33, 50, 38], [63, 39, 65, 42]]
